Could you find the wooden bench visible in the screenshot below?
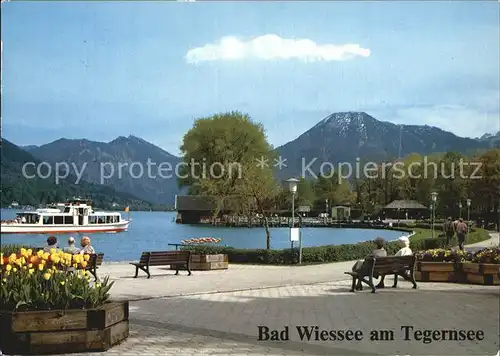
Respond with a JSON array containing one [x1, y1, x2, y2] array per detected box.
[[344, 255, 418, 293], [130, 251, 192, 278], [84, 253, 104, 281]]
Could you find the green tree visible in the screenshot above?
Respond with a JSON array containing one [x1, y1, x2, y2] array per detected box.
[[179, 111, 277, 249]]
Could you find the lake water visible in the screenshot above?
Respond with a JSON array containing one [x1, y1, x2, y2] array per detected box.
[[0, 209, 405, 261]]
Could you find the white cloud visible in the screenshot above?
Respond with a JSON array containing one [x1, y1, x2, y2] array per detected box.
[[185, 34, 371, 64]]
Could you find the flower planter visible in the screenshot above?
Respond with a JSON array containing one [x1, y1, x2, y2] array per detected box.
[[191, 253, 229, 270], [169, 254, 229, 271], [0, 301, 129, 355], [415, 262, 500, 285]]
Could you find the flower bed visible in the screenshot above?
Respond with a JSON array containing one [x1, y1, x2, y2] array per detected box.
[[177, 238, 228, 270], [0, 248, 128, 354], [415, 248, 500, 285]]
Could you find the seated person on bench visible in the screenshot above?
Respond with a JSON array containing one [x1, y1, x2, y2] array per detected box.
[[351, 237, 387, 289], [376, 235, 413, 288]]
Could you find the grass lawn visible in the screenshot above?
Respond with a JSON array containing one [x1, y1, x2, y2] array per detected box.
[[409, 227, 492, 246]]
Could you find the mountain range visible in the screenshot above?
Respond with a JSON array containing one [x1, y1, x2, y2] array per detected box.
[[4, 112, 499, 207], [0, 139, 158, 210]]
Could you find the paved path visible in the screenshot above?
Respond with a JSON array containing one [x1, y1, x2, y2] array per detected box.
[[466, 232, 499, 248], [60, 231, 498, 355], [100, 260, 356, 301], [66, 280, 499, 356]]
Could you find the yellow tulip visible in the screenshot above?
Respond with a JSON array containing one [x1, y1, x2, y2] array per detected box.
[[83, 254, 90, 261], [43, 272, 51, 280], [60, 281, 65, 285], [0, 258, 3, 266], [6, 264, 12, 271], [38, 264, 44, 271], [8, 254, 17, 263], [37, 250, 44, 257], [49, 248, 56, 255], [13, 267, 17, 272], [28, 263, 33, 268], [43, 253, 49, 260], [2, 278, 6, 282], [28, 268, 34, 275], [81, 261, 87, 268], [52, 256, 60, 264], [27, 249, 33, 256]]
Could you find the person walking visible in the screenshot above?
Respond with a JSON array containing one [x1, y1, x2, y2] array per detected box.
[[455, 218, 468, 251], [443, 217, 455, 246]]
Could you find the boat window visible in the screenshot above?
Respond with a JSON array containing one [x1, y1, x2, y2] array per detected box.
[[43, 216, 54, 225], [105, 216, 110, 223], [54, 216, 64, 224], [64, 207, 70, 213], [114, 216, 119, 223], [98, 216, 104, 224], [64, 216, 74, 224], [89, 216, 97, 224]]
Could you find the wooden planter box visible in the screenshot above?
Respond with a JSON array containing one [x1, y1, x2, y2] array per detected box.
[[418, 262, 456, 272], [191, 254, 228, 270], [0, 301, 129, 355], [170, 254, 229, 271], [415, 262, 500, 285], [461, 262, 480, 273], [480, 263, 500, 275]]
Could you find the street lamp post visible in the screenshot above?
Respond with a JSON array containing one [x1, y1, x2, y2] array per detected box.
[[466, 199, 471, 231], [459, 202, 463, 219], [431, 192, 438, 239], [325, 199, 328, 224], [287, 178, 300, 263]]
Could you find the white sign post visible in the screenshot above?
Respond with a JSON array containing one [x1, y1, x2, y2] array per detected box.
[[290, 227, 300, 242]]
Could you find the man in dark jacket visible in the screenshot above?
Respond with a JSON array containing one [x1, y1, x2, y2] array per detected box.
[[455, 218, 469, 251], [351, 237, 387, 290], [443, 217, 455, 246]]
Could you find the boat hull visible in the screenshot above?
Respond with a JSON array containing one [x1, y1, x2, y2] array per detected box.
[[0, 221, 130, 234]]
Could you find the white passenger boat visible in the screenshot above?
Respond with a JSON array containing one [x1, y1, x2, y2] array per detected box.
[[0, 199, 131, 234]]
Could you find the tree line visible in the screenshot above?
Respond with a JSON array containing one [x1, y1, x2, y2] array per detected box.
[[179, 112, 500, 247]]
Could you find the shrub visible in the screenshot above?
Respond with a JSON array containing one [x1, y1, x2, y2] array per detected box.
[[0, 248, 113, 311], [181, 239, 403, 265], [410, 237, 448, 251], [415, 248, 473, 262], [472, 248, 500, 264]]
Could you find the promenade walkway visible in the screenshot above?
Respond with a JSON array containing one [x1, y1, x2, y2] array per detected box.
[[64, 232, 499, 355]]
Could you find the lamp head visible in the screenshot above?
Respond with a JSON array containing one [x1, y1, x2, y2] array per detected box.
[[466, 199, 471, 207], [431, 192, 438, 202], [286, 178, 299, 194], [459, 202, 462, 208]]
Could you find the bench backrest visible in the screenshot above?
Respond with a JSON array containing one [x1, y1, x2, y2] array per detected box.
[[365, 255, 416, 274], [143, 251, 191, 266], [139, 252, 150, 264]]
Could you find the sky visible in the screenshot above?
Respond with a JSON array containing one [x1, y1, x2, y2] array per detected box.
[[2, 1, 499, 155]]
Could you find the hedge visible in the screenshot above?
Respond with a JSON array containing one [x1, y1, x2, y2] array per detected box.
[[181, 240, 410, 265]]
